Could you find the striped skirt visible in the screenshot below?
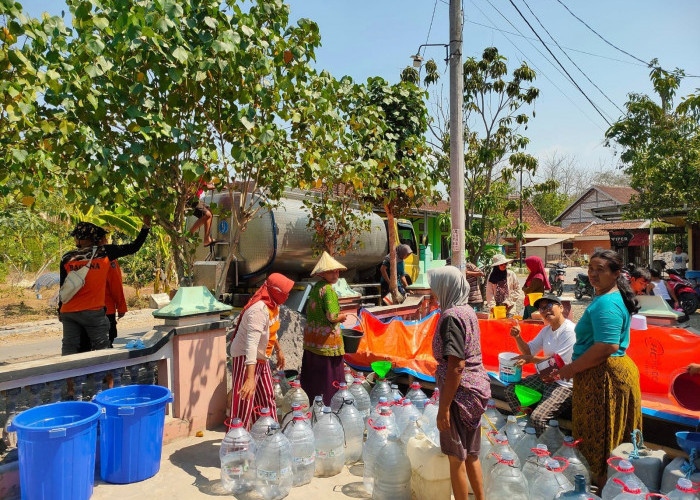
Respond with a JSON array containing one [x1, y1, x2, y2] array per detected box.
[[230, 355, 277, 430], [572, 354, 642, 478]]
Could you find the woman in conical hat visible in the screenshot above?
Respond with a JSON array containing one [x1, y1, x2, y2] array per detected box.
[[300, 251, 349, 405]]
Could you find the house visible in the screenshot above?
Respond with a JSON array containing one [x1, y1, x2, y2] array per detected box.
[[555, 185, 639, 228], [568, 220, 651, 263]]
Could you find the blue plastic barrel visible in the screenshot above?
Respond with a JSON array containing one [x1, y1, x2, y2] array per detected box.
[[93, 384, 173, 484], [8, 401, 103, 500]]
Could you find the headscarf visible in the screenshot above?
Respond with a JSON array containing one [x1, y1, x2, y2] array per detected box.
[[230, 273, 295, 341], [427, 266, 470, 311], [488, 264, 508, 285], [524, 256, 551, 290], [386, 244, 413, 262]]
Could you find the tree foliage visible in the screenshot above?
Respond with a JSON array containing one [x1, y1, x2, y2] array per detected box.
[[605, 61, 700, 222]]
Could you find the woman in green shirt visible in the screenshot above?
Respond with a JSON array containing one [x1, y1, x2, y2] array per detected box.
[[300, 252, 348, 406], [555, 250, 642, 488]]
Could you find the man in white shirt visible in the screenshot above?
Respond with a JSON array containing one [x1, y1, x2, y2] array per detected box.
[[672, 245, 689, 277], [504, 296, 576, 435]]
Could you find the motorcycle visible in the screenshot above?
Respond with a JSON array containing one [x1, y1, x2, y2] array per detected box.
[[574, 272, 595, 300], [548, 263, 566, 297], [666, 269, 699, 316]]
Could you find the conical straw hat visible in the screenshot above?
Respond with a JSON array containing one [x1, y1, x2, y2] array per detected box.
[[311, 251, 347, 276]]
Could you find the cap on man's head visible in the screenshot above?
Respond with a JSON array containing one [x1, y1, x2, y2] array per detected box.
[[70, 222, 108, 241], [533, 295, 562, 309]]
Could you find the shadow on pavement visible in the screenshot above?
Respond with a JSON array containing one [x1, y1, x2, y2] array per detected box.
[[169, 438, 231, 497], [338, 482, 370, 498]]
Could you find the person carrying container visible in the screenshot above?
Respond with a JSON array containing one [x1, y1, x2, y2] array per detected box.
[[505, 295, 576, 434], [485, 254, 523, 318], [229, 273, 295, 429]]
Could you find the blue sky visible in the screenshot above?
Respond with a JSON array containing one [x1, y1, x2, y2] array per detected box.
[[19, 0, 700, 173]]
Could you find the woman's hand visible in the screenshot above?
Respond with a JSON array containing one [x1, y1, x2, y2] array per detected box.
[[436, 405, 450, 432], [276, 349, 286, 372], [239, 376, 256, 400]]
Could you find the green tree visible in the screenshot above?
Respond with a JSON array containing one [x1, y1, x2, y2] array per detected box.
[[605, 62, 700, 222], [36, 0, 321, 286], [531, 189, 570, 224], [360, 77, 438, 302]]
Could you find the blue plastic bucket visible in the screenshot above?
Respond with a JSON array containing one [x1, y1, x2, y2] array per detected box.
[[8, 401, 103, 500], [93, 384, 173, 484]]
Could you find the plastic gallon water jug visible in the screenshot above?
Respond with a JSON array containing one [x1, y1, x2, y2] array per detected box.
[[608, 478, 648, 499], [254, 422, 293, 500], [330, 381, 354, 412], [539, 419, 566, 452], [363, 421, 389, 495], [250, 407, 277, 448], [661, 456, 700, 494], [529, 458, 574, 500], [422, 399, 438, 426], [350, 378, 371, 421], [400, 415, 422, 448], [485, 451, 530, 500], [277, 371, 291, 394], [311, 395, 325, 425], [391, 383, 404, 401], [392, 394, 405, 423], [522, 444, 552, 481], [483, 432, 519, 489], [396, 399, 421, 434], [336, 398, 364, 464], [282, 411, 315, 487], [280, 403, 302, 429], [481, 398, 507, 431], [555, 474, 603, 499], [272, 376, 286, 417], [500, 415, 524, 448], [406, 433, 451, 500], [344, 365, 356, 385], [376, 406, 399, 436], [431, 388, 440, 405], [313, 406, 345, 477], [405, 382, 429, 408], [513, 426, 539, 467], [283, 380, 309, 415], [602, 458, 650, 500], [556, 436, 592, 487], [666, 478, 699, 499], [370, 378, 392, 408], [220, 418, 256, 494], [372, 434, 412, 500]]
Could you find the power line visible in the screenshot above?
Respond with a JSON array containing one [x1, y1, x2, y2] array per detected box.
[[468, 0, 606, 132], [423, 0, 439, 53], [505, 0, 612, 126], [465, 18, 646, 67], [553, 0, 700, 79], [519, 0, 624, 115]]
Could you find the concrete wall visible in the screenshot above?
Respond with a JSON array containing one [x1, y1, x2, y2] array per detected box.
[[574, 239, 610, 257]]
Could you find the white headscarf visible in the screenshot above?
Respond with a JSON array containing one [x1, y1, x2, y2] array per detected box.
[[427, 266, 471, 311]]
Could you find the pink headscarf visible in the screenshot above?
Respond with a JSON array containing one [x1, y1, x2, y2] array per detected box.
[[524, 256, 551, 290]]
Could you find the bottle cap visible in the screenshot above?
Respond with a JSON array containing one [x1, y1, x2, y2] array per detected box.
[[525, 427, 536, 434], [322, 406, 331, 413], [548, 419, 559, 427], [402, 399, 413, 407], [229, 418, 243, 428], [507, 415, 517, 423], [411, 382, 421, 389], [314, 395, 323, 402], [378, 397, 388, 404], [353, 378, 363, 384]]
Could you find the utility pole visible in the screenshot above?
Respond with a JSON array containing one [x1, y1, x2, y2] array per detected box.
[[449, 0, 465, 271]]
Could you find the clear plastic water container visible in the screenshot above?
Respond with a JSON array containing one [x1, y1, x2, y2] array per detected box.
[[538, 419, 565, 453], [513, 426, 539, 468], [485, 451, 530, 500], [250, 407, 277, 448], [254, 422, 293, 500], [363, 420, 389, 495], [330, 381, 354, 412], [555, 436, 591, 487], [396, 399, 421, 434], [220, 418, 256, 494], [313, 406, 345, 477], [283, 380, 309, 415], [282, 411, 315, 487], [528, 458, 573, 500], [336, 398, 364, 464], [369, 378, 392, 409], [372, 434, 412, 500], [500, 415, 524, 449], [405, 382, 429, 408], [602, 458, 650, 500], [555, 474, 602, 499], [481, 398, 507, 431]]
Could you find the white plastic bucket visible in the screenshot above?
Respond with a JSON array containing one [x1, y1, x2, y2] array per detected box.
[[498, 352, 522, 383]]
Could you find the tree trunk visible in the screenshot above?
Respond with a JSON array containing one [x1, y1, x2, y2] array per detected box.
[[385, 204, 401, 304]]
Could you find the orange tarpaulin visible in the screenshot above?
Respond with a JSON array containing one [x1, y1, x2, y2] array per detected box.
[[344, 310, 700, 424]]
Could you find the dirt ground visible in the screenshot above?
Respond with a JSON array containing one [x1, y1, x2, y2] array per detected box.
[[0, 282, 154, 327]]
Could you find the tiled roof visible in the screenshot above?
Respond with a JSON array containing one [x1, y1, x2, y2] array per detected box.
[[579, 220, 649, 237], [593, 185, 638, 205], [565, 222, 594, 234], [508, 200, 565, 234]]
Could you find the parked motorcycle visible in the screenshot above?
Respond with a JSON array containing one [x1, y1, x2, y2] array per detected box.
[[573, 273, 595, 300], [666, 269, 699, 315], [548, 263, 566, 297]]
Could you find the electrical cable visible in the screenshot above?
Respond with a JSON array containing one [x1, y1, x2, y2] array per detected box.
[[505, 0, 613, 126], [464, 18, 646, 67], [468, 0, 605, 132], [423, 0, 439, 54], [519, 0, 624, 114], [553, 0, 700, 78]]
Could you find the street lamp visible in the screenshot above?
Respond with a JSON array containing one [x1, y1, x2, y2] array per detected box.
[[410, 44, 449, 69]]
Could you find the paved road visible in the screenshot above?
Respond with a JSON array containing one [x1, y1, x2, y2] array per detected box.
[[0, 309, 163, 365]]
